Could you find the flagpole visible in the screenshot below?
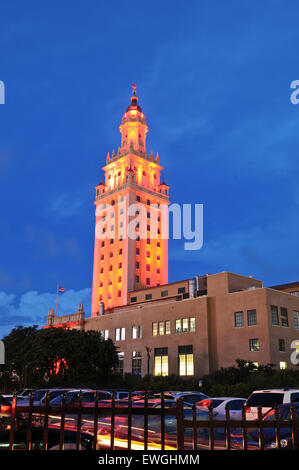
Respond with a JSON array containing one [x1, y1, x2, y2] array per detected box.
[[55, 281, 59, 316]]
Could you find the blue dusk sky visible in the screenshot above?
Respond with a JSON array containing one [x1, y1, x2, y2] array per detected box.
[[0, 0, 299, 338]]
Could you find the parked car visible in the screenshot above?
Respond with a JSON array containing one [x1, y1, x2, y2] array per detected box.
[[0, 394, 93, 450], [231, 402, 299, 450], [245, 388, 299, 420], [152, 391, 209, 406], [196, 397, 246, 420], [17, 388, 67, 407]]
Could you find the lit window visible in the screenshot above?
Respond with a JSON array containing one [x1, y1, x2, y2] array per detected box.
[[280, 361, 287, 370], [121, 328, 125, 340], [152, 322, 158, 336], [132, 326, 137, 339], [190, 318, 195, 332], [159, 321, 165, 335], [175, 319, 181, 333], [165, 320, 171, 335], [154, 348, 168, 376], [249, 338, 260, 352], [115, 328, 120, 341], [178, 345, 194, 376], [182, 318, 188, 332]]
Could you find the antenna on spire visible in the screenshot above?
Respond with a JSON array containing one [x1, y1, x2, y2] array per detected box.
[[132, 83, 137, 96]]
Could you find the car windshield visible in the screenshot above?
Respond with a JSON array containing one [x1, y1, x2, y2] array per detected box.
[[247, 393, 284, 407]]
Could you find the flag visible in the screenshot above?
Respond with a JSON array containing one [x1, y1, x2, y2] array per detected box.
[[58, 286, 66, 293]]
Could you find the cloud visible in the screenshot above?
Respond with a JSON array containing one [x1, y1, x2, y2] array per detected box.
[[0, 287, 92, 339], [46, 192, 87, 218]]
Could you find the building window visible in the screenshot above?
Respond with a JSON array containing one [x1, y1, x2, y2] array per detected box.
[[161, 290, 168, 297], [280, 361, 287, 370], [146, 251, 150, 257], [132, 325, 142, 339], [178, 287, 185, 294], [234, 311, 244, 328], [136, 196, 141, 202], [110, 252, 113, 258], [101, 241, 105, 247], [110, 239, 114, 244], [118, 290, 122, 297], [121, 327, 125, 340], [116, 352, 124, 375], [136, 248, 140, 255], [281, 308, 289, 327], [145, 293, 152, 300], [131, 296, 137, 303], [159, 321, 165, 335], [247, 309, 257, 326], [118, 263, 122, 269], [154, 348, 168, 376], [178, 345, 194, 376], [291, 291, 299, 296], [279, 339, 286, 352], [132, 351, 142, 376], [101, 255, 104, 260], [136, 262, 140, 269], [136, 276, 140, 283], [146, 278, 150, 285], [165, 320, 171, 335], [146, 264, 150, 271], [182, 318, 189, 332], [115, 328, 120, 341], [293, 311, 299, 329], [101, 330, 109, 340], [249, 338, 260, 352], [147, 238, 150, 244], [190, 318, 196, 332], [271, 305, 279, 326], [152, 322, 158, 336], [175, 319, 181, 333]]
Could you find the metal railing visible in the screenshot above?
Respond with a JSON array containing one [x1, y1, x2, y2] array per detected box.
[[5, 390, 299, 450]]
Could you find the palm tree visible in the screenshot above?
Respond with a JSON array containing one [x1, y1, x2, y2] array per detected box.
[[145, 347, 152, 376]]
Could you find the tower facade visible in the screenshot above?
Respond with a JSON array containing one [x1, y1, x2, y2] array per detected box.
[[91, 86, 170, 316]]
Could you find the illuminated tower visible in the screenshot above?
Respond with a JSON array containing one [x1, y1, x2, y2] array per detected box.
[[91, 85, 170, 316]]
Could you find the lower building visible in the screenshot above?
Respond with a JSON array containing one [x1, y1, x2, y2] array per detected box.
[[45, 271, 299, 377]]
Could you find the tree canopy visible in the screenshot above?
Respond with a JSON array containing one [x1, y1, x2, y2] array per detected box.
[[1, 326, 118, 389]]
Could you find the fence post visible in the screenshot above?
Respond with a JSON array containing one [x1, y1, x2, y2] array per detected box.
[[9, 390, 17, 450], [176, 398, 184, 450], [257, 405, 264, 450], [192, 405, 197, 450], [274, 403, 281, 449], [225, 405, 231, 450], [26, 390, 34, 450], [208, 405, 214, 450], [241, 404, 247, 450], [93, 390, 99, 450], [43, 390, 50, 450], [144, 391, 148, 451], [291, 404, 297, 450]]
